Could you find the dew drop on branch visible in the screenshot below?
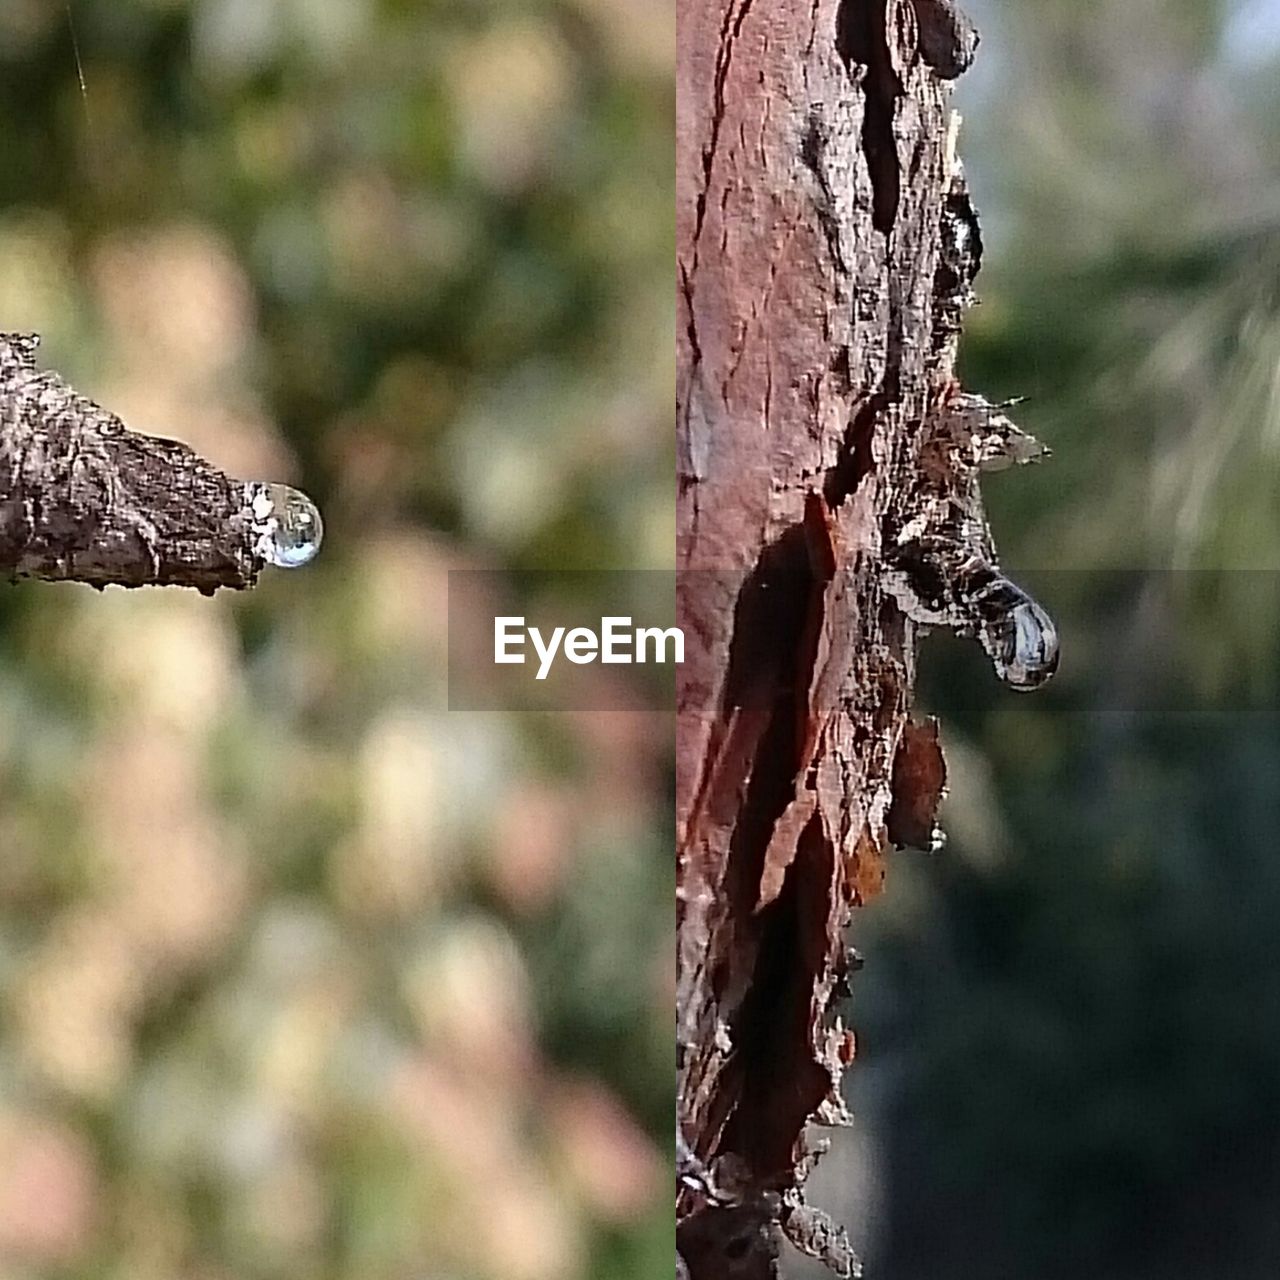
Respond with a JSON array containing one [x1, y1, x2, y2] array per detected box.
[[979, 585, 1058, 691], [249, 483, 324, 569]]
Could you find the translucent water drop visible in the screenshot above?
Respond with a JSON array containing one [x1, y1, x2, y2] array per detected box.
[[250, 483, 323, 569], [980, 586, 1059, 691]]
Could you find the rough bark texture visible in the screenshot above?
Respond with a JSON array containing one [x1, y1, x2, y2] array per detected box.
[[0, 332, 264, 594], [676, 1, 979, 1274]]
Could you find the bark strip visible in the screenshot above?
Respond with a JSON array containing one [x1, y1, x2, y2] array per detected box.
[[676, 0, 979, 1273]]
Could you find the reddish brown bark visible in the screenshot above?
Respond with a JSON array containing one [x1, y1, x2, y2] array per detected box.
[[676, 1, 969, 1273]]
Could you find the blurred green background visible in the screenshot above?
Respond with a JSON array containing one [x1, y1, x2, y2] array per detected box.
[[803, 2, 1280, 1277], [0, 2, 673, 1278]]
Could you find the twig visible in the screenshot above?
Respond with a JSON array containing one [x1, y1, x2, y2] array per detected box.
[[0, 332, 281, 594]]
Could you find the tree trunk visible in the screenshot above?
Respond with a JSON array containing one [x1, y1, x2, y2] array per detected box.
[[0, 332, 298, 593], [676, 1, 989, 1274]]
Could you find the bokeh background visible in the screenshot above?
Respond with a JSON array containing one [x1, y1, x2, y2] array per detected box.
[[801, 1, 1280, 1278], [0, 2, 673, 1278]]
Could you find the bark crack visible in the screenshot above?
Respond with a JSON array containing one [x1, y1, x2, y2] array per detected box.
[[836, 0, 904, 236], [824, 394, 881, 509], [801, 112, 851, 277], [693, 0, 755, 254]]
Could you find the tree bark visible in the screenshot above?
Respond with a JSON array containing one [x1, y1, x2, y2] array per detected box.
[[676, 1, 983, 1274], [0, 332, 269, 594]]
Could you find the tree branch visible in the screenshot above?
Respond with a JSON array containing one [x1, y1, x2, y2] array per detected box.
[[0, 331, 291, 594]]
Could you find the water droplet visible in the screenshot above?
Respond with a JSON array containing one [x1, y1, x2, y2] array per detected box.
[[979, 585, 1058, 691], [250, 483, 323, 569]]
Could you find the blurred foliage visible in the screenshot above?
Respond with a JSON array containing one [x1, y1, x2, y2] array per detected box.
[[0, 2, 672, 1278], [829, 2, 1280, 1277]]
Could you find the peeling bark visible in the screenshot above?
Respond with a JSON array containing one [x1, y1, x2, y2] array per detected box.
[[675, 1, 990, 1274], [0, 332, 266, 594]]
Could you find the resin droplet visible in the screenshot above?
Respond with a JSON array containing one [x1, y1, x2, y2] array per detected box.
[[978, 583, 1059, 691], [249, 483, 324, 569]]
